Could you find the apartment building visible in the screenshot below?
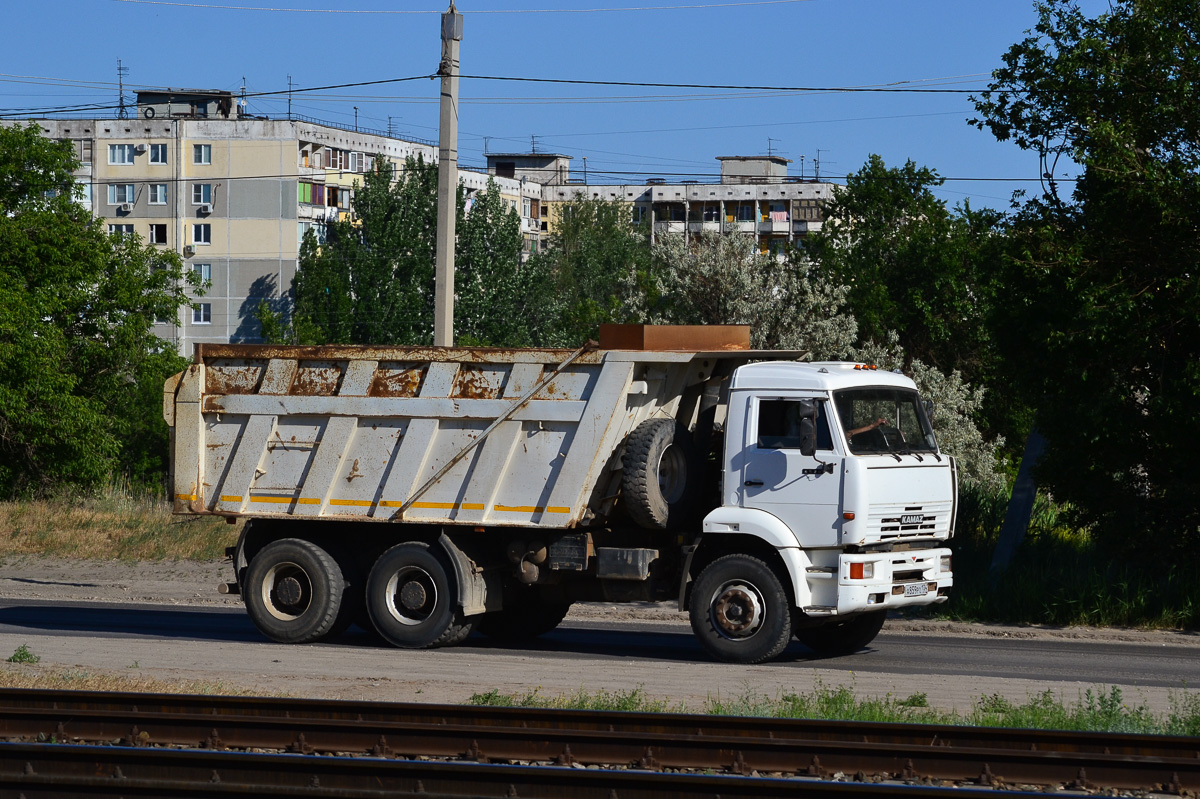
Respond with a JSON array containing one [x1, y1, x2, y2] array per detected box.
[[26, 89, 537, 354], [492, 153, 835, 256]]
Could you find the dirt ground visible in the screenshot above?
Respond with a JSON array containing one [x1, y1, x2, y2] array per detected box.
[[0, 555, 1197, 713]]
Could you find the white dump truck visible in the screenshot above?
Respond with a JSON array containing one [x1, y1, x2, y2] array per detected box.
[[164, 325, 955, 664]]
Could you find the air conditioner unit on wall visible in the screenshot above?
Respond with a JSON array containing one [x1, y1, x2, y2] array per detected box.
[[198, 203, 212, 215], [134, 143, 147, 154], [183, 245, 195, 257], [119, 202, 133, 213]]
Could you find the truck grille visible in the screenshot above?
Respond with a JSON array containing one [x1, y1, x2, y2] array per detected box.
[[867, 501, 953, 541]]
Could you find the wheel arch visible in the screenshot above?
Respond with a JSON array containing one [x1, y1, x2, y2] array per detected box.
[[683, 508, 815, 612]]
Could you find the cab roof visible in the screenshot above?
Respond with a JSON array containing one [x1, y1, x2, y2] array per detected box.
[[728, 361, 918, 393]]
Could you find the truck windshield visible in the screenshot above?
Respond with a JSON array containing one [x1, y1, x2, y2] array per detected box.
[[834, 388, 937, 455]]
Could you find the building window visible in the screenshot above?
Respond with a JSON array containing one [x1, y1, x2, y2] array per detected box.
[[193, 303, 212, 324], [192, 183, 212, 205], [193, 223, 211, 245], [631, 206, 647, 224], [298, 182, 313, 204], [148, 184, 167, 205], [522, 198, 532, 217], [107, 184, 135, 205], [148, 224, 168, 244], [193, 144, 211, 165], [108, 224, 134, 236], [192, 263, 212, 283], [149, 143, 168, 164], [108, 144, 135, 165], [495, 161, 515, 179]]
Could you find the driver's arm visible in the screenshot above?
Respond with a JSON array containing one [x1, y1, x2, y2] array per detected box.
[[847, 417, 888, 437]]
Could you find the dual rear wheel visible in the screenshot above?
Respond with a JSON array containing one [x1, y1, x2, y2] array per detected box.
[[243, 539, 568, 648]]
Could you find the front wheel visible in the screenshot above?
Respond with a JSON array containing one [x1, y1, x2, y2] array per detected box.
[[794, 612, 886, 656], [243, 538, 345, 644], [689, 554, 792, 664], [366, 542, 472, 649]]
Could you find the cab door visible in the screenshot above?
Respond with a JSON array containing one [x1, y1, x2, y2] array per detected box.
[[735, 396, 842, 546]]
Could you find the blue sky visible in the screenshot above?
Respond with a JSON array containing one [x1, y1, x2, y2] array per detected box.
[[5, 0, 1108, 209]]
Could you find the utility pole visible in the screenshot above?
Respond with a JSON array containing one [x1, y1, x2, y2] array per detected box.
[[433, 3, 462, 347]]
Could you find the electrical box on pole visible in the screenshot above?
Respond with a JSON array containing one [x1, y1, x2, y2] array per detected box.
[[433, 4, 462, 347]]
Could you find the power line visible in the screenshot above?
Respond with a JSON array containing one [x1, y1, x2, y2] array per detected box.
[[110, 0, 814, 13]]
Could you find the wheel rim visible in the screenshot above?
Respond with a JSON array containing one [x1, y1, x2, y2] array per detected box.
[[385, 565, 438, 626], [656, 444, 687, 503], [708, 580, 766, 640], [261, 561, 312, 622]]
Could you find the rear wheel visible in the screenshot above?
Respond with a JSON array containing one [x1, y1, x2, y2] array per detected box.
[[794, 612, 886, 655], [366, 542, 472, 649], [689, 554, 792, 664], [243, 539, 345, 644]]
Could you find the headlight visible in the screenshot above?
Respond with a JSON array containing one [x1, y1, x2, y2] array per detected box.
[[940, 555, 952, 573]]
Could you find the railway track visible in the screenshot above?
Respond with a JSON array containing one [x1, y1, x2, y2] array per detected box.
[[0, 688, 1194, 796]]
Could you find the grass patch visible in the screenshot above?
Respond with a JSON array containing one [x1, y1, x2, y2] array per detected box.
[[469, 682, 1200, 735], [0, 484, 238, 561], [6, 644, 39, 664], [921, 485, 1200, 629]]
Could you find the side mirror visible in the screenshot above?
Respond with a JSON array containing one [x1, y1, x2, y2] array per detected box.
[[795, 399, 817, 419], [798, 418, 816, 457]]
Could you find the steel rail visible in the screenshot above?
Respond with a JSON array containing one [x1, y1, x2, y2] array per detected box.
[[0, 741, 1058, 799], [0, 689, 1194, 794]]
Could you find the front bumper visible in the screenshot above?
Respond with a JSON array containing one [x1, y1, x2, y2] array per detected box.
[[833, 547, 952, 614]]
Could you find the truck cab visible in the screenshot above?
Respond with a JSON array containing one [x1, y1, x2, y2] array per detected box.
[[686, 361, 955, 663]]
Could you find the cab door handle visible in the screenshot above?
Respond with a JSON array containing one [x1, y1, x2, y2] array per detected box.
[[744, 479, 763, 486]]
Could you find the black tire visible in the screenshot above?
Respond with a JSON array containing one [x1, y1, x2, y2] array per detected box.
[[477, 596, 571, 642], [794, 612, 886, 656], [243, 538, 345, 644], [689, 554, 793, 664], [623, 418, 697, 530], [366, 542, 471, 649]]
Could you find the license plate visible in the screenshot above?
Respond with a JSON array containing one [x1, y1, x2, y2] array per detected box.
[[903, 582, 929, 597]]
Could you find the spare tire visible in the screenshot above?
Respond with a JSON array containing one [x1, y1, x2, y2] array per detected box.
[[622, 418, 697, 530]]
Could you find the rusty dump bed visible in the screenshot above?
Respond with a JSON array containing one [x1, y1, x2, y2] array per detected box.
[[164, 335, 800, 530]]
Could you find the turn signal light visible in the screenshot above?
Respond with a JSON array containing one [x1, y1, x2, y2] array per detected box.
[[849, 562, 874, 580], [843, 511, 855, 521]]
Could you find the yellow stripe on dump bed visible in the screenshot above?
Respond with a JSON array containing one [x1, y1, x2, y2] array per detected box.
[[175, 494, 197, 501], [494, 504, 570, 514]]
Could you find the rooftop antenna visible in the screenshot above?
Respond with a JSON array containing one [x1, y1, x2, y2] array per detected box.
[[767, 137, 779, 157], [814, 148, 835, 182], [287, 74, 294, 120], [530, 135, 538, 154], [388, 116, 395, 137], [116, 60, 130, 119], [799, 155, 806, 180], [482, 136, 491, 155], [240, 77, 247, 116]]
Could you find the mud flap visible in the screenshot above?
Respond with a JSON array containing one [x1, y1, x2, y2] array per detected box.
[[438, 532, 497, 617]]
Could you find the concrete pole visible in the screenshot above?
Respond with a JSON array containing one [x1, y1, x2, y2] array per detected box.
[[433, 4, 462, 347]]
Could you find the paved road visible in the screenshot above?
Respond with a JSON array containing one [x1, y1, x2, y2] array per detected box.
[[1, 598, 1197, 713]]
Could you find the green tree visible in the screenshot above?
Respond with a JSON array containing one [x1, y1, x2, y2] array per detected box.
[[971, 0, 1200, 555], [803, 157, 1008, 383], [454, 181, 558, 347], [277, 155, 440, 345], [0, 122, 199, 494], [533, 195, 652, 345], [648, 231, 857, 356]]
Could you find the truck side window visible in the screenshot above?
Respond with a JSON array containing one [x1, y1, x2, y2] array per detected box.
[[757, 400, 833, 450]]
